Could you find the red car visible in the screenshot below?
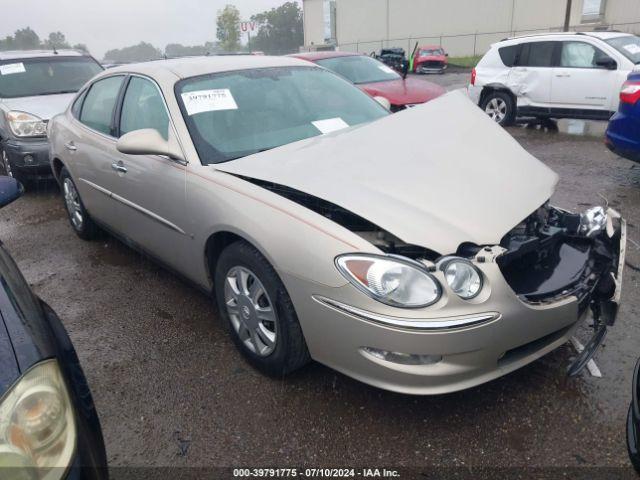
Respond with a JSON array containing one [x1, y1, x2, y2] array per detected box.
[[413, 45, 448, 74], [290, 51, 445, 112]]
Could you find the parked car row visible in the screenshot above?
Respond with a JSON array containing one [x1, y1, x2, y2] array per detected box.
[[0, 33, 638, 476]]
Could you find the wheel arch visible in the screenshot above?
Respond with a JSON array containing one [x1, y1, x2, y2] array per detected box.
[[51, 157, 65, 183], [204, 229, 277, 293], [479, 84, 516, 106]]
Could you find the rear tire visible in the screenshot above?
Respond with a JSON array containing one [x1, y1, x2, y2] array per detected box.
[[214, 240, 310, 377], [60, 166, 100, 240], [480, 90, 516, 126]]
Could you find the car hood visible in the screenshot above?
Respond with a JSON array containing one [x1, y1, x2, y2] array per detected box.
[[215, 90, 558, 254], [358, 77, 445, 105], [0, 93, 75, 121]]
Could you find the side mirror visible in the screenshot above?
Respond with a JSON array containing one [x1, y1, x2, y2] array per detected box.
[[116, 128, 186, 163], [445, 53, 449, 57], [373, 96, 391, 110], [0, 176, 23, 208], [596, 57, 617, 70]]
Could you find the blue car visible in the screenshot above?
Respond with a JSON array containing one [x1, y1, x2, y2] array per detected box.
[[0, 176, 107, 479], [629, 358, 640, 473], [606, 72, 640, 162]]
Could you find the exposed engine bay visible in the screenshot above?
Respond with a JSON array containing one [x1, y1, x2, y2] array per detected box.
[[495, 204, 621, 310]]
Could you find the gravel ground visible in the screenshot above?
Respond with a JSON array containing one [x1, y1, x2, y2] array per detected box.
[[0, 72, 638, 477]]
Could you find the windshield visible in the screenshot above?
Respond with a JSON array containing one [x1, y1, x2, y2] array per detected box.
[[419, 49, 443, 56], [315, 55, 400, 84], [176, 66, 388, 164], [0, 56, 103, 98], [605, 35, 640, 64]]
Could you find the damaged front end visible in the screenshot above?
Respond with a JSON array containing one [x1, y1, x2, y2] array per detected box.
[[490, 203, 626, 376]]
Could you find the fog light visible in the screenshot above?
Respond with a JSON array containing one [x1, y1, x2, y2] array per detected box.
[[23, 155, 34, 165], [580, 206, 607, 237], [361, 347, 442, 365]]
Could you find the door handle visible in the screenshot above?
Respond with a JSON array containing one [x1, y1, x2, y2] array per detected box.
[[555, 73, 571, 78], [111, 162, 127, 174], [64, 142, 77, 151]]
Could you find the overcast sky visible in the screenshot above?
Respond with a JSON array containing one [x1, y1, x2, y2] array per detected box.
[[0, 0, 299, 59]]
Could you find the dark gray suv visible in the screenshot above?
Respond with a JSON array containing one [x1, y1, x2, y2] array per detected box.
[[0, 50, 102, 183]]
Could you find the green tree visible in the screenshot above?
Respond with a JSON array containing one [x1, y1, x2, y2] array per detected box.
[[249, 2, 303, 55], [216, 4, 241, 52], [72, 43, 89, 53], [12, 27, 40, 49], [43, 32, 70, 50], [165, 43, 209, 58], [103, 42, 161, 63]]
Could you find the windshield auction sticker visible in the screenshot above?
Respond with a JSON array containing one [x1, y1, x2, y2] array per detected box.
[[0, 63, 26, 75], [623, 43, 640, 55], [181, 89, 238, 115], [312, 118, 349, 134]]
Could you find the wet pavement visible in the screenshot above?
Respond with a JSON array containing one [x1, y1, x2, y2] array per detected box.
[[0, 74, 639, 474]]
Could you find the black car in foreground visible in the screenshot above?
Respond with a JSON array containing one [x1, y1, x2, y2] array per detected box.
[[0, 176, 107, 479], [629, 358, 640, 473]]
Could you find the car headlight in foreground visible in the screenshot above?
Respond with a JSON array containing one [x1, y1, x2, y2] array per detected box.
[[336, 254, 441, 308], [438, 257, 483, 299], [6, 111, 48, 138], [0, 360, 76, 480]]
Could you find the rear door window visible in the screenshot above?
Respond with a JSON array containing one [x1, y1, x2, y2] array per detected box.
[[517, 41, 557, 67], [79, 76, 124, 136]]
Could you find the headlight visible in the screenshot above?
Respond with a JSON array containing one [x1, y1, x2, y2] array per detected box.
[[438, 257, 482, 299], [6, 111, 48, 138], [336, 254, 441, 308], [0, 360, 76, 480]]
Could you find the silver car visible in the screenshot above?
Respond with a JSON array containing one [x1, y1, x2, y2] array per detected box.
[[48, 56, 626, 394]]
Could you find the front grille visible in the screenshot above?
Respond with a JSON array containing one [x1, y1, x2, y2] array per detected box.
[[419, 61, 444, 68]]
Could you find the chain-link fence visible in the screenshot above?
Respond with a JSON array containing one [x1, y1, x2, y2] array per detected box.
[[324, 20, 640, 59]]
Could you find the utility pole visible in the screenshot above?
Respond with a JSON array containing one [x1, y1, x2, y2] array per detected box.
[[564, 0, 573, 31]]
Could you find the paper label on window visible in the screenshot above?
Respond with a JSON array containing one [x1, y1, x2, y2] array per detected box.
[[312, 118, 349, 134], [378, 65, 395, 74], [623, 43, 640, 55], [181, 89, 238, 115], [0, 63, 26, 75]]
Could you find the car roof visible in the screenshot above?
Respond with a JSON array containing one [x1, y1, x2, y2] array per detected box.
[[418, 45, 444, 50], [289, 51, 362, 61], [105, 55, 314, 80], [0, 49, 87, 61], [500, 31, 634, 44]]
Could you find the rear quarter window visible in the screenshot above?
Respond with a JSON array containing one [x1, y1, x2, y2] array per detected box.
[[498, 45, 519, 67]]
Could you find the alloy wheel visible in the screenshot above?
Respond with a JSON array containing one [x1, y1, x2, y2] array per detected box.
[[485, 97, 508, 123], [224, 266, 277, 357], [63, 178, 83, 230]]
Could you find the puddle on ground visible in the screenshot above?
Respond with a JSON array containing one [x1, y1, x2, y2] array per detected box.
[[515, 118, 608, 138]]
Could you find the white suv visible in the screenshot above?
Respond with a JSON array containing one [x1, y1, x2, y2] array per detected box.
[[468, 32, 640, 125]]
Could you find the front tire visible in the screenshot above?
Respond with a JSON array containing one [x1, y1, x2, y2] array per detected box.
[[60, 167, 100, 240], [1, 147, 26, 185], [214, 240, 310, 377], [480, 90, 516, 126], [629, 403, 640, 473]]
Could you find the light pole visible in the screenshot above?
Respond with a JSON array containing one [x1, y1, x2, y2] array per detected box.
[[564, 0, 573, 31]]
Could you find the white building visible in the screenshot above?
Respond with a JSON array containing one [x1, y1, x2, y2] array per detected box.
[[302, 0, 640, 57]]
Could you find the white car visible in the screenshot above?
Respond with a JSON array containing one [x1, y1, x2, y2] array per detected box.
[[468, 32, 640, 125]]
